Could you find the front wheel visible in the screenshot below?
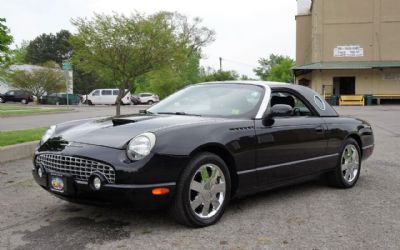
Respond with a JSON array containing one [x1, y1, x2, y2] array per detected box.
[[21, 99, 28, 104], [147, 100, 154, 105], [0, 97, 4, 103], [170, 152, 231, 227], [328, 138, 361, 188]]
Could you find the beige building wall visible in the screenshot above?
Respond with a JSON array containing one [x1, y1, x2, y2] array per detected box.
[[310, 0, 400, 63], [295, 15, 312, 66], [295, 0, 400, 97], [307, 69, 400, 95]]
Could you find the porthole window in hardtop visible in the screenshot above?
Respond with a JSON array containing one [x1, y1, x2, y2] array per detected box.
[[314, 95, 326, 111]]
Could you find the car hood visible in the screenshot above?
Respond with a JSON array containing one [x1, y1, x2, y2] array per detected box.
[[55, 114, 221, 149]]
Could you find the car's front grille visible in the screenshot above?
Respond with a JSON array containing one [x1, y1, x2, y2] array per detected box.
[[36, 154, 115, 183]]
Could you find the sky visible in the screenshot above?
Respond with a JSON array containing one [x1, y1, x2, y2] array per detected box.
[[0, 0, 297, 78]]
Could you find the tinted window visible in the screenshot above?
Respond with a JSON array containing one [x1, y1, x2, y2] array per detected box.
[[271, 91, 313, 116], [6, 91, 14, 95], [102, 90, 112, 95], [113, 90, 119, 96], [140, 94, 151, 97]]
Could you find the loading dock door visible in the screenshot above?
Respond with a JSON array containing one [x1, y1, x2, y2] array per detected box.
[[333, 77, 355, 95]]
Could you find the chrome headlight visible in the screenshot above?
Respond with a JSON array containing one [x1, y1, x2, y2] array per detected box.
[[40, 125, 56, 145], [126, 132, 156, 161]]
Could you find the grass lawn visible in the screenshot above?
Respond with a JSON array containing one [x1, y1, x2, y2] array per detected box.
[[0, 105, 74, 117], [0, 127, 47, 147]]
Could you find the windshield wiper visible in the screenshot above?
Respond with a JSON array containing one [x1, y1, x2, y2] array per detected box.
[[139, 110, 154, 114], [156, 111, 201, 116]]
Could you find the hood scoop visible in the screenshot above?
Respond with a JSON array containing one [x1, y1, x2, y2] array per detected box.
[[112, 118, 136, 126], [111, 115, 156, 126]]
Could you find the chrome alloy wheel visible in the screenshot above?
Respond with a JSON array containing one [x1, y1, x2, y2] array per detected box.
[[341, 144, 360, 183], [189, 164, 226, 219]]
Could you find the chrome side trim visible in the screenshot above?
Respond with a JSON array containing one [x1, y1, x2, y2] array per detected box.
[[237, 153, 340, 175], [255, 85, 272, 119], [362, 144, 374, 150]]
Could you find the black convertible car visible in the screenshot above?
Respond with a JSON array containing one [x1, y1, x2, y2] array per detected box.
[[32, 81, 374, 227]]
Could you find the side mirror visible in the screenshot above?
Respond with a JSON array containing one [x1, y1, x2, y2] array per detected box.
[[263, 104, 293, 126], [270, 104, 293, 117]]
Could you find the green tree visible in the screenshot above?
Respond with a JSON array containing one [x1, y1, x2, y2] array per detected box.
[[254, 54, 295, 82], [0, 18, 13, 64], [8, 61, 65, 98], [70, 12, 215, 115], [25, 30, 72, 66], [10, 41, 28, 64], [201, 67, 239, 82]]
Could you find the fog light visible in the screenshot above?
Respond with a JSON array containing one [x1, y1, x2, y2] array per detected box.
[[93, 176, 102, 190], [152, 187, 170, 195], [38, 167, 43, 178]]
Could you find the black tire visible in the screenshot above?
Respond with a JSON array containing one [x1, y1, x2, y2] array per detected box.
[[21, 99, 28, 104], [328, 138, 361, 188], [0, 97, 4, 103], [169, 152, 231, 227], [88, 100, 93, 106], [147, 100, 154, 105]]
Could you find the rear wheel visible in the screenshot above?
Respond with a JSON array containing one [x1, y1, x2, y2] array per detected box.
[[147, 100, 154, 105], [170, 152, 231, 227], [328, 138, 361, 188]]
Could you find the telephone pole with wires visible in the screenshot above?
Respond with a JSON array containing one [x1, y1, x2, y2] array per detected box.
[[219, 57, 223, 71]]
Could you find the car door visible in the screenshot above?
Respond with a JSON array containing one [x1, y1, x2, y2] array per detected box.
[[5, 90, 15, 102], [255, 89, 328, 186], [101, 90, 113, 104], [89, 90, 100, 104]]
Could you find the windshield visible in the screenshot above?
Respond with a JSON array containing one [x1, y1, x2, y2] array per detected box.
[[148, 84, 265, 118]]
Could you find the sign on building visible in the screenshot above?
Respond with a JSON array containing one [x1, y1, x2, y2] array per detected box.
[[383, 73, 400, 81], [334, 45, 364, 57]]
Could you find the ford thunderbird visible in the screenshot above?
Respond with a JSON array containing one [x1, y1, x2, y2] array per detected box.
[[32, 81, 374, 227]]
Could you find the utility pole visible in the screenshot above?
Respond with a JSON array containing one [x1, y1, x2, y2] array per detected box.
[[219, 57, 222, 71]]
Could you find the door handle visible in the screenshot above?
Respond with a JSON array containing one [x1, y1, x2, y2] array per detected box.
[[315, 126, 324, 133]]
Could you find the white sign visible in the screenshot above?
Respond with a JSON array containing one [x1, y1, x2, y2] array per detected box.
[[64, 70, 73, 94], [334, 45, 364, 57], [383, 73, 400, 81]]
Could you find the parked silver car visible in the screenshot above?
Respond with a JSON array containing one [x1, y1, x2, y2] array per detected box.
[[138, 92, 159, 104]]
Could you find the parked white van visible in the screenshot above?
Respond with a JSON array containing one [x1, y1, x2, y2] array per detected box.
[[85, 89, 131, 105]]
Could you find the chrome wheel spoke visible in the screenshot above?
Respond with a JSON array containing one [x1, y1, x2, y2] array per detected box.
[[211, 199, 220, 209], [190, 195, 203, 210], [211, 182, 225, 195], [202, 200, 211, 216], [341, 162, 350, 171], [190, 180, 203, 193]]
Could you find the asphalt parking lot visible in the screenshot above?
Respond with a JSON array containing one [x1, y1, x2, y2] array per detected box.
[[0, 106, 399, 249], [0, 104, 147, 131]]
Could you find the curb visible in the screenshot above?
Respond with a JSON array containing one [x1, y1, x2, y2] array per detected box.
[[0, 141, 38, 164]]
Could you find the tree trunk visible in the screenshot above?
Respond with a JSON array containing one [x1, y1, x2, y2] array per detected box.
[[115, 86, 126, 116], [116, 100, 121, 116]]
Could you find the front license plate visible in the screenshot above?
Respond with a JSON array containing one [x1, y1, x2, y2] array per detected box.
[[49, 175, 65, 193]]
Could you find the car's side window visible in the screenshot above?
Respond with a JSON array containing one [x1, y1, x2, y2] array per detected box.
[[92, 90, 100, 96], [113, 90, 119, 96], [270, 91, 313, 116], [102, 90, 112, 96]]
